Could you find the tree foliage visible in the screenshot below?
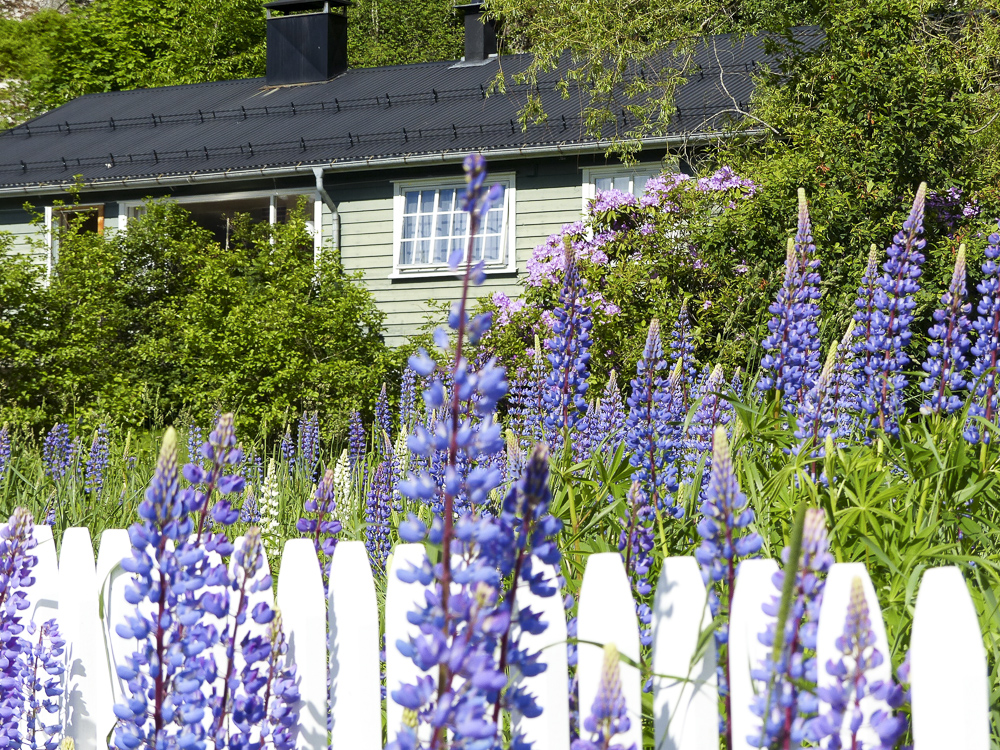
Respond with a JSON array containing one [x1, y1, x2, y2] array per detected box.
[[0, 201, 391, 433]]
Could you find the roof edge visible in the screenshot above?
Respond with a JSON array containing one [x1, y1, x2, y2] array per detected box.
[[0, 131, 760, 198]]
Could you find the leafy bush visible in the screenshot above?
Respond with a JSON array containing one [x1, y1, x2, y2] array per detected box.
[[0, 200, 391, 434]]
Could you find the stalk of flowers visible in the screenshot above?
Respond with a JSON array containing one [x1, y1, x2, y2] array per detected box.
[[400, 366, 418, 431], [594, 370, 627, 454], [571, 643, 637, 750], [376, 382, 394, 443], [0, 423, 10, 485], [297, 468, 343, 574], [793, 345, 838, 463], [187, 423, 205, 468], [829, 323, 859, 441], [259, 458, 281, 557], [695, 426, 762, 743], [750, 507, 833, 750], [296, 410, 320, 480], [84, 423, 110, 499], [183, 412, 245, 544], [966, 223, 1000, 444], [919, 244, 971, 416], [859, 184, 928, 437], [365, 459, 392, 571], [618, 481, 656, 652], [24, 619, 66, 750], [851, 244, 882, 400], [682, 364, 730, 500], [509, 338, 548, 450], [260, 610, 301, 750], [543, 237, 593, 449], [348, 409, 366, 467], [42, 423, 72, 481], [802, 577, 910, 750], [670, 300, 698, 410], [240, 488, 261, 524]]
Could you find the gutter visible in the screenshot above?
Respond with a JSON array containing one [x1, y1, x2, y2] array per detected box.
[[313, 166, 339, 260], [0, 130, 762, 198]]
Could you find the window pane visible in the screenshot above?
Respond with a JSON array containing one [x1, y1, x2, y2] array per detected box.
[[485, 209, 503, 234], [439, 189, 454, 213], [435, 210, 451, 238], [613, 175, 630, 192], [418, 214, 433, 238], [595, 177, 612, 192], [400, 240, 413, 265], [404, 191, 419, 214], [484, 234, 500, 261], [471, 235, 484, 261], [633, 175, 649, 195], [452, 238, 465, 257], [453, 212, 468, 238], [402, 215, 416, 240], [419, 190, 436, 213], [434, 238, 450, 263], [417, 239, 431, 264]]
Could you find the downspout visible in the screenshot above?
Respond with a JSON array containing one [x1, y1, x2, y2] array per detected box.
[[313, 166, 339, 263]]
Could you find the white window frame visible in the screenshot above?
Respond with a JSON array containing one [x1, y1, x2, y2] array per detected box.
[[581, 164, 667, 213], [45, 203, 106, 277], [118, 188, 323, 255], [390, 173, 516, 280]]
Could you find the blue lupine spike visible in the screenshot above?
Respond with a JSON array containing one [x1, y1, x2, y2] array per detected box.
[[684, 364, 729, 497], [0, 424, 11, 487], [794, 344, 838, 458], [670, 299, 698, 408], [595, 370, 627, 453], [967, 224, 1000, 444], [376, 382, 393, 444], [920, 245, 971, 416], [296, 410, 321, 480], [400, 367, 418, 429], [829, 322, 859, 440], [851, 244, 882, 401], [859, 184, 928, 436], [574, 643, 636, 750], [84, 423, 110, 499], [42, 423, 72, 481], [365, 460, 392, 571], [348, 410, 365, 467], [543, 238, 593, 442]]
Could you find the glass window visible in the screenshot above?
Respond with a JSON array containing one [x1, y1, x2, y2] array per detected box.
[[591, 170, 658, 199], [398, 182, 508, 270]]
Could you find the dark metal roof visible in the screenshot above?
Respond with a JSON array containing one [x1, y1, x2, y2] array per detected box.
[[0, 27, 821, 193]]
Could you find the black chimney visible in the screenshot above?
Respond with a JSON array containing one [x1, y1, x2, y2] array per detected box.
[[264, 0, 350, 85], [456, 3, 497, 63]]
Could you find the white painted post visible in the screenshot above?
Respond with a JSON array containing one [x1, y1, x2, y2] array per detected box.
[[59, 527, 104, 750], [911, 566, 989, 750], [95, 528, 134, 748], [816, 563, 891, 748], [276, 538, 327, 750], [328, 541, 382, 750], [729, 559, 779, 750], [384, 544, 434, 741], [651, 556, 719, 750], [576, 553, 642, 750], [510, 561, 570, 750], [30, 524, 60, 626]]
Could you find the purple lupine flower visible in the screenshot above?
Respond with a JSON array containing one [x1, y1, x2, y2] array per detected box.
[[794, 345, 838, 460], [920, 245, 971, 415], [851, 244, 882, 400], [184, 412, 246, 541], [543, 239, 593, 441], [390, 156, 563, 750], [262, 610, 301, 750], [297, 468, 343, 561], [829, 322, 859, 440], [0, 424, 11, 486], [750, 508, 833, 750], [805, 577, 884, 750], [24, 618, 66, 750], [280, 427, 295, 475], [683, 364, 730, 496], [240, 489, 261, 524], [867, 655, 911, 750], [41, 423, 72, 481], [297, 410, 321, 479], [376, 382, 393, 443], [400, 367, 418, 430], [595, 370, 627, 452], [618, 481, 656, 647], [967, 225, 1000, 444], [509, 342, 548, 448], [365, 460, 392, 571], [859, 184, 928, 436], [669, 300, 697, 408], [758, 191, 822, 410], [0, 507, 40, 750], [186, 423, 204, 468], [695, 426, 762, 744], [571, 643, 637, 750], [348, 410, 366, 467], [84, 423, 110, 499]]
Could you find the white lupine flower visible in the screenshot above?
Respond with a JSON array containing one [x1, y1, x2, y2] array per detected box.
[[260, 458, 281, 556]]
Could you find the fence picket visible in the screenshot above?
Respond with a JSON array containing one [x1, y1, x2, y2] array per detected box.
[[651, 556, 719, 750], [95, 528, 133, 749], [816, 563, 891, 747], [384, 543, 433, 741], [328, 541, 382, 750], [510, 561, 570, 750], [276, 538, 328, 750], [30, 524, 59, 626], [911, 566, 989, 750], [58, 527, 103, 750], [576, 552, 642, 750], [728, 558, 779, 750]]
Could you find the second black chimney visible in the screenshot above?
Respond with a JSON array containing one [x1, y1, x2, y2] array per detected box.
[[457, 3, 497, 63], [264, 0, 350, 85]]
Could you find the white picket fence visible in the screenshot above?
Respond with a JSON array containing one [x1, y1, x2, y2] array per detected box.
[[26, 525, 991, 750]]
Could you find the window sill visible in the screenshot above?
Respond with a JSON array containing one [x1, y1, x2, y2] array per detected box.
[[388, 266, 518, 282]]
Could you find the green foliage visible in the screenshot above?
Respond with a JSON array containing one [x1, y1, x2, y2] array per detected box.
[[0, 200, 391, 434], [348, 0, 462, 68]]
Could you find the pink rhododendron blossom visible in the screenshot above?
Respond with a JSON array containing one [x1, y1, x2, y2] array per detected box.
[[491, 291, 526, 326], [592, 188, 638, 212]]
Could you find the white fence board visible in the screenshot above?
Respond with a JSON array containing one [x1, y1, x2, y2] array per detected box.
[[728, 558, 779, 750], [58, 527, 103, 750], [384, 543, 434, 741], [30, 524, 60, 626], [651, 556, 719, 750], [911, 566, 989, 750], [576, 552, 642, 750], [816, 563, 891, 748], [511, 561, 570, 750], [328, 541, 382, 750], [276, 538, 328, 750]]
